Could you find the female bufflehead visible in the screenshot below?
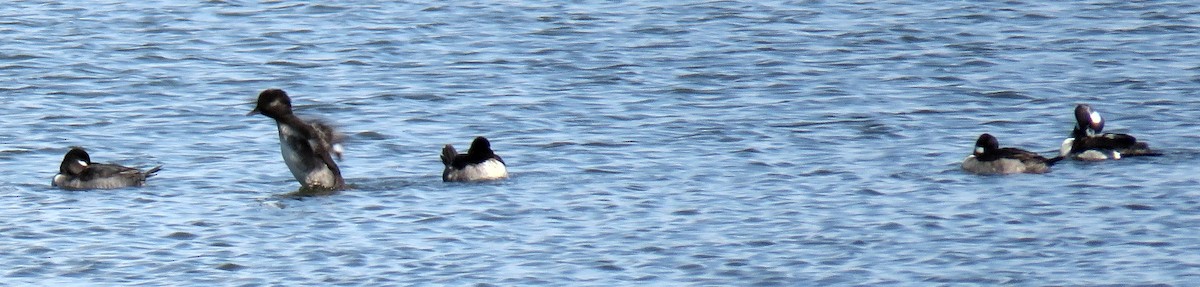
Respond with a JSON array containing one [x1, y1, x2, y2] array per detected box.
[[962, 133, 1063, 175], [52, 147, 162, 190], [248, 89, 345, 190], [1059, 104, 1158, 161], [441, 136, 508, 182]]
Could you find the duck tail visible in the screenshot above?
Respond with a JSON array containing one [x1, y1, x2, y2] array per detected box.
[[1045, 156, 1065, 166], [1126, 143, 1164, 157], [440, 144, 457, 167], [144, 165, 164, 178]]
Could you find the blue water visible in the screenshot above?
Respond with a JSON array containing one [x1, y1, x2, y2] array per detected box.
[[2, 1, 1200, 285]]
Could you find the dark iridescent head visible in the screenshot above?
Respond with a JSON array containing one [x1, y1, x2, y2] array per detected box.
[[247, 89, 293, 119], [1074, 104, 1104, 136], [974, 133, 999, 156], [469, 136, 494, 155], [59, 147, 91, 176]]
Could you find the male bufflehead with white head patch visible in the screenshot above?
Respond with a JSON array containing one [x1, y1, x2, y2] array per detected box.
[[52, 147, 161, 190], [441, 136, 508, 182], [248, 89, 345, 190], [962, 133, 1063, 175], [1059, 104, 1158, 160]]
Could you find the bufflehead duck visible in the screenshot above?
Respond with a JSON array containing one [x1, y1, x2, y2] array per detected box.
[[52, 147, 162, 190], [962, 133, 1063, 175], [441, 136, 508, 182], [1059, 104, 1158, 161], [248, 89, 345, 190]]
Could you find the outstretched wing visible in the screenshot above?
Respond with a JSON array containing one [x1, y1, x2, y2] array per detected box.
[[307, 119, 345, 160]]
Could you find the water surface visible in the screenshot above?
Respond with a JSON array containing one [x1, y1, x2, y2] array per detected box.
[[2, 1, 1199, 285]]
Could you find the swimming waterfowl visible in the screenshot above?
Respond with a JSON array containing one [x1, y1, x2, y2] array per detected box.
[[248, 89, 345, 190], [1060, 104, 1158, 160], [962, 133, 1063, 175], [441, 136, 508, 182], [52, 147, 162, 190]]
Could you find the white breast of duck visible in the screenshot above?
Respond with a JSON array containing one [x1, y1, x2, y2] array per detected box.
[[445, 158, 508, 182], [1060, 138, 1123, 161], [276, 122, 337, 188]]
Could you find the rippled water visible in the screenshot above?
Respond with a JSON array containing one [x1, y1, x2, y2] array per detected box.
[[3, 1, 1200, 285]]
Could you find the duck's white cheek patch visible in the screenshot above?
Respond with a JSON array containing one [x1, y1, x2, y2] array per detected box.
[[974, 147, 984, 154], [77, 160, 88, 167]]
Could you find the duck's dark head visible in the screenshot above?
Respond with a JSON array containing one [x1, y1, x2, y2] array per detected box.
[[469, 136, 494, 155], [974, 133, 1000, 157], [60, 147, 91, 176], [247, 89, 293, 119], [1074, 104, 1104, 136]]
